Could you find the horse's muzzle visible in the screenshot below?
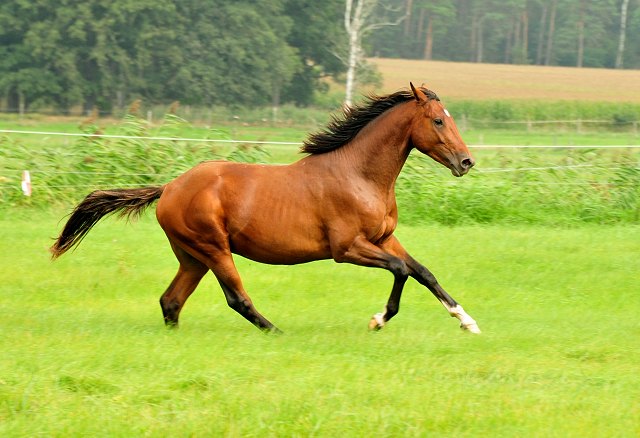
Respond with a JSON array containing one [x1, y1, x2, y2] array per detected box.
[[451, 157, 475, 177]]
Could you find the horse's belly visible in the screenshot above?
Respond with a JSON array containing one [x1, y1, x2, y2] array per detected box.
[[229, 223, 332, 265]]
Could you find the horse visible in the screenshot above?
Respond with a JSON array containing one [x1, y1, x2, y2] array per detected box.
[[50, 83, 481, 334]]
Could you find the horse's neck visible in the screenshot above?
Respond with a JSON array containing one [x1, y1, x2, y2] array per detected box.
[[339, 103, 413, 192]]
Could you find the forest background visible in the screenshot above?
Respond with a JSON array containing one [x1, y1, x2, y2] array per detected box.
[[1, 0, 639, 114]]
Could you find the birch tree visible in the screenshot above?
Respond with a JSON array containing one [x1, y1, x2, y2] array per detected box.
[[343, 0, 403, 107], [615, 0, 630, 69]]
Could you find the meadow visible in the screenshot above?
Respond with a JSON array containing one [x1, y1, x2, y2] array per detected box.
[[1, 211, 639, 437]]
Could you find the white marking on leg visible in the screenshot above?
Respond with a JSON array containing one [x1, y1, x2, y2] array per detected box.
[[373, 312, 386, 327], [439, 301, 481, 333], [370, 304, 387, 330]]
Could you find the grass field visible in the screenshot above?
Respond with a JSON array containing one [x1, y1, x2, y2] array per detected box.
[[1, 210, 639, 436], [367, 58, 640, 102]]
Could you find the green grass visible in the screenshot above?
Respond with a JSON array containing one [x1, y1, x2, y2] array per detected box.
[[1, 211, 639, 436]]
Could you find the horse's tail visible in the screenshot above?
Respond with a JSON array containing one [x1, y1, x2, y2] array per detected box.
[[49, 186, 165, 260]]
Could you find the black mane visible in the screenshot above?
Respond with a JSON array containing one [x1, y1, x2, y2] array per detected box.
[[301, 87, 439, 155]]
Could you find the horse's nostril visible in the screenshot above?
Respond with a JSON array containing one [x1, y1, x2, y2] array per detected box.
[[461, 158, 473, 168]]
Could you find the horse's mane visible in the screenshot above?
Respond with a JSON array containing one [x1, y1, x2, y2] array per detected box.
[[301, 87, 439, 155]]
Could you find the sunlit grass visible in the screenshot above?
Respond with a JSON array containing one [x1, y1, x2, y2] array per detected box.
[[1, 211, 639, 436]]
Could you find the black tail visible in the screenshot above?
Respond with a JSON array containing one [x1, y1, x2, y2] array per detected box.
[[50, 186, 165, 259]]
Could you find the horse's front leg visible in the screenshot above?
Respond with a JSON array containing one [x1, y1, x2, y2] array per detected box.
[[378, 235, 481, 333], [331, 235, 409, 331]]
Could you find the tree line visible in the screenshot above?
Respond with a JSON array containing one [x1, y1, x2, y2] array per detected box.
[[0, 0, 345, 112], [0, 0, 638, 113], [370, 0, 639, 70]]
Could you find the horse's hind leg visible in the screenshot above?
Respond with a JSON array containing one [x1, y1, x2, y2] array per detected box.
[[160, 241, 208, 326], [207, 254, 281, 333]]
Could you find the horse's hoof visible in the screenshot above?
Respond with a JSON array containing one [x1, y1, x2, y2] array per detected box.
[[368, 313, 385, 331], [264, 326, 283, 335], [165, 320, 179, 329], [460, 321, 481, 334]]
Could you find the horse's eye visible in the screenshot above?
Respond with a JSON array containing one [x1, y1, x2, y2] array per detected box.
[[434, 118, 443, 126]]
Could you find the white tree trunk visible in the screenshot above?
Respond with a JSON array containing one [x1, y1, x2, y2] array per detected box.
[[342, 0, 403, 107], [345, 0, 365, 107], [615, 0, 630, 69]]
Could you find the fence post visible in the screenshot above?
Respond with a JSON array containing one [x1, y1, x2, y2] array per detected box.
[[461, 114, 467, 133], [633, 121, 638, 137], [147, 110, 152, 126], [576, 118, 582, 134], [526, 120, 532, 133], [478, 134, 483, 146]]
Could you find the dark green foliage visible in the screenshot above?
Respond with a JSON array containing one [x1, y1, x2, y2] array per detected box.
[[281, 0, 345, 106], [0, 0, 343, 111]]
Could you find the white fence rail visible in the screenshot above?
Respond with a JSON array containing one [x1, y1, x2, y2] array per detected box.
[[1, 129, 640, 148]]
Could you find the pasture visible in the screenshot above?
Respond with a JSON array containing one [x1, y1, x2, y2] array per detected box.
[[1, 211, 639, 436]]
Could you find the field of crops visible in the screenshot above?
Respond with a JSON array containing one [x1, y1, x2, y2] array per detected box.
[[368, 58, 640, 102]]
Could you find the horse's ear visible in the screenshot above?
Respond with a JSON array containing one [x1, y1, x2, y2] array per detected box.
[[410, 82, 427, 104]]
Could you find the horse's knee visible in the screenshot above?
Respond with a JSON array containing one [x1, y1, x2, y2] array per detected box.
[[389, 258, 408, 279]]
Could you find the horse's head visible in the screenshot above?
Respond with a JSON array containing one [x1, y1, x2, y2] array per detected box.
[[408, 83, 474, 177]]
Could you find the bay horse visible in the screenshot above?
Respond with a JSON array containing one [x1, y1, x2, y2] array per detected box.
[[50, 83, 481, 334]]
